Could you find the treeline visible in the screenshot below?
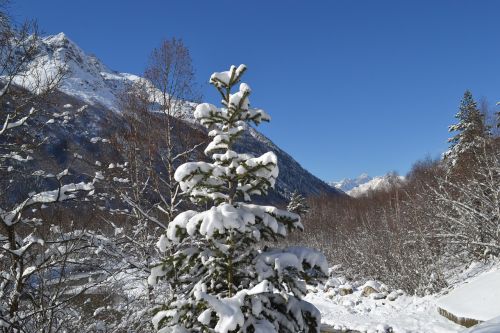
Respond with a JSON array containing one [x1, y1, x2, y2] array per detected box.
[[291, 92, 500, 295]]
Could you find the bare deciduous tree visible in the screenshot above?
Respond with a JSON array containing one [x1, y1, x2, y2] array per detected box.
[[0, 10, 109, 332], [431, 140, 500, 258], [85, 38, 204, 332]]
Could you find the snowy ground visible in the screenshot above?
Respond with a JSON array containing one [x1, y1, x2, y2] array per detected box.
[[307, 286, 462, 333], [438, 267, 500, 323], [50, 261, 499, 333], [306, 261, 500, 333]]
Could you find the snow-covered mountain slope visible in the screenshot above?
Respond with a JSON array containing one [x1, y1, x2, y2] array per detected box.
[[17, 33, 193, 119], [13, 32, 339, 200], [330, 173, 405, 198], [330, 173, 372, 193], [347, 174, 405, 197], [17, 33, 141, 112]]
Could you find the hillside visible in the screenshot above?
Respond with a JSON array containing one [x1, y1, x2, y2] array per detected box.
[[14, 32, 340, 201]]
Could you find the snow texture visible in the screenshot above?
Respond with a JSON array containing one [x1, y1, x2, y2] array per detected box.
[[437, 268, 500, 322], [308, 278, 462, 333]]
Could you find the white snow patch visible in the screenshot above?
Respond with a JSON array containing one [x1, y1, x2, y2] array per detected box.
[[437, 268, 500, 322]]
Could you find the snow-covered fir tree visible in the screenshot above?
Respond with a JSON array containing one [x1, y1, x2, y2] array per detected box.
[[148, 65, 328, 333], [496, 104, 500, 128], [444, 90, 489, 169], [287, 191, 310, 217]]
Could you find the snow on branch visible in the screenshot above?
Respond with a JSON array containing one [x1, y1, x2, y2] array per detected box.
[[1, 181, 94, 226], [0, 107, 35, 136]]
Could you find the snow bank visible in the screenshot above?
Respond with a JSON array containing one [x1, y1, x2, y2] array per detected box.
[[437, 268, 500, 323]]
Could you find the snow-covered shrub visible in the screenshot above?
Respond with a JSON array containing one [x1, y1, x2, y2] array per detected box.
[[291, 164, 449, 296], [149, 65, 328, 332], [432, 139, 500, 259]]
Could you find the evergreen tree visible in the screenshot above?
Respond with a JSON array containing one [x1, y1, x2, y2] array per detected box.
[[444, 90, 489, 170], [287, 191, 310, 217], [496, 106, 499, 129], [148, 65, 327, 333]]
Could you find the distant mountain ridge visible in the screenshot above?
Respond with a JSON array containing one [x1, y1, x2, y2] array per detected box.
[[330, 173, 372, 193], [14, 32, 340, 200], [330, 173, 405, 197]]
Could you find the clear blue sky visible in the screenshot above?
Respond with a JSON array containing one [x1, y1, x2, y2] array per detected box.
[[11, 0, 500, 181]]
